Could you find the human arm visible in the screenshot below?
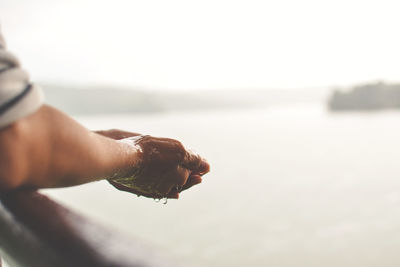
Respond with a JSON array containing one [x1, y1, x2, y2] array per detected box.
[[0, 29, 209, 196], [0, 105, 210, 198], [0, 105, 140, 190]]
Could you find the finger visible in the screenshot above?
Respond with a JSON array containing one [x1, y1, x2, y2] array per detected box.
[[156, 166, 189, 195], [181, 151, 210, 175], [181, 175, 202, 191]]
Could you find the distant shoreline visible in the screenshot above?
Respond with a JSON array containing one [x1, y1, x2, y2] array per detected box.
[[41, 83, 326, 116], [328, 81, 400, 111]]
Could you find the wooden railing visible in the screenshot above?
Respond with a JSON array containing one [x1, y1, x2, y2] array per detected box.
[[0, 190, 174, 267]]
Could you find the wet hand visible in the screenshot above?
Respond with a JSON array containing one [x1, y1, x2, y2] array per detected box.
[[107, 134, 210, 199]]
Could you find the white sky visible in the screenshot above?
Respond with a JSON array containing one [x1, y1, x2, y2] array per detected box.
[[1, 0, 400, 90]]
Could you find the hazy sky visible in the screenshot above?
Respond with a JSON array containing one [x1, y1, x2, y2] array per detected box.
[[1, 0, 400, 90]]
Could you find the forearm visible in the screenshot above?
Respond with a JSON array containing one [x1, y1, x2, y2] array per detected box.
[[0, 105, 138, 191]]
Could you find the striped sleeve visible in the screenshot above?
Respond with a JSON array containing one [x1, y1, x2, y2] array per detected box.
[[0, 29, 44, 129]]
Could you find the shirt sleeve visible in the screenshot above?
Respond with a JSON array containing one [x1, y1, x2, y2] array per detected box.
[[0, 28, 44, 129]]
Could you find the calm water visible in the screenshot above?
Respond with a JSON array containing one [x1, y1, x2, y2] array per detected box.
[[42, 105, 400, 267]]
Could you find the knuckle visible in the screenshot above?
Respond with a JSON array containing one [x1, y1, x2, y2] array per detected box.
[[173, 141, 186, 161]]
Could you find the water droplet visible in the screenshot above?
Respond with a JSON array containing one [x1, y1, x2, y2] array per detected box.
[[163, 198, 168, 205], [154, 198, 161, 203]]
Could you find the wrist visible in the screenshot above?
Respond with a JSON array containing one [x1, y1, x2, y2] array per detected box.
[[93, 135, 142, 181]]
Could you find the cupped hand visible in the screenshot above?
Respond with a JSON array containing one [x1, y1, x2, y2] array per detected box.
[[96, 130, 210, 199]]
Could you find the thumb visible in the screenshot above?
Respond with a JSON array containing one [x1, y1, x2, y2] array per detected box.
[[181, 150, 210, 175]]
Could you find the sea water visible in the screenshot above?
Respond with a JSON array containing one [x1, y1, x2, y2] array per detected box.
[[41, 104, 400, 267]]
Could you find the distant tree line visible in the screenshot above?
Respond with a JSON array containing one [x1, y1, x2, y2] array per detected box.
[[328, 81, 400, 111]]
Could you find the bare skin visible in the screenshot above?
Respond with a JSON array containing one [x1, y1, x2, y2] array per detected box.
[[0, 105, 210, 199], [96, 130, 208, 198]]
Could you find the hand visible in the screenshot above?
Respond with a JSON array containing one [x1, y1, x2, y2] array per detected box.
[[96, 130, 210, 199]]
